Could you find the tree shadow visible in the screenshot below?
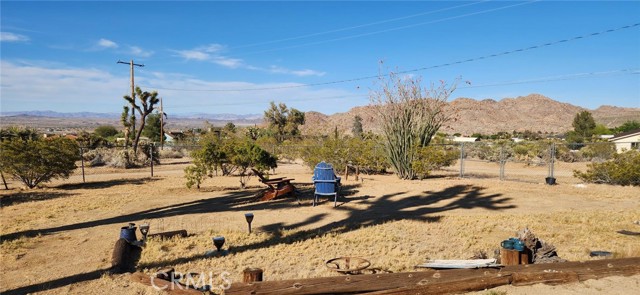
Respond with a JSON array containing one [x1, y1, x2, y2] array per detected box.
[[0, 191, 76, 207], [3, 183, 516, 292], [139, 184, 515, 269], [55, 178, 160, 190], [0, 187, 303, 242]]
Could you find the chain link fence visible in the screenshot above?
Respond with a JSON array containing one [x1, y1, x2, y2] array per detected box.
[[3, 140, 626, 189]]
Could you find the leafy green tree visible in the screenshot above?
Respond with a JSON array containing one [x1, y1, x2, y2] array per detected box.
[[263, 101, 305, 142], [0, 127, 40, 142], [184, 135, 277, 189], [371, 72, 457, 179], [593, 124, 614, 136], [94, 125, 119, 139], [572, 111, 596, 140], [142, 112, 165, 142], [0, 136, 80, 188], [615, 120, 640, 134], [124, 86, 160, 153], [352, 115, 363, 137]]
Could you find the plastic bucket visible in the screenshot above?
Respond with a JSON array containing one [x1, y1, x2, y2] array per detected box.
[[545, 177, 556, 185], [120, 226, 137, 243]]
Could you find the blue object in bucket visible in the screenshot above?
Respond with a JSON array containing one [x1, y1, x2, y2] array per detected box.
[[513, 240, 525, 251], [120, 226, 137, 243], [501, 239, 514, 249]]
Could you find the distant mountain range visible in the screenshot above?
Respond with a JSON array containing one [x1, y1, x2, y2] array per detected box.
[[2, 94, 639, 134], [0, 110, 262, 121], [300, 94, 640, 136]]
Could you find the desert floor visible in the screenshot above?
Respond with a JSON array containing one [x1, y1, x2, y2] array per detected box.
[[1, 159, 639, 294]]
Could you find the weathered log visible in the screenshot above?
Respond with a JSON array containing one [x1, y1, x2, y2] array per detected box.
[[147, 229, 188, 240], [361, 275, 512, 295], [130, 272, 202, 295], [511, 271, 579, 286], [225, 268, 501, 295], [155, 268, 175, 281], [224, 257, 640, 295]]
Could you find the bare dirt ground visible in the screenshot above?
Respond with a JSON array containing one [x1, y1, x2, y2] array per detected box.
[[1, 159, 639, 294]]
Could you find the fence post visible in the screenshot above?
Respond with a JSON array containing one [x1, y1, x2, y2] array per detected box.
[[499, 145, 505, 181], [80, 147, 86, 183], [150, 143, 154, 177], [459, 143, 465, 178], [1, 171, 8, 190]]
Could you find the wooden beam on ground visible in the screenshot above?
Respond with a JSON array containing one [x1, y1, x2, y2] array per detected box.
[[225, 268, 501, 295], [224, 257, 640, 295]]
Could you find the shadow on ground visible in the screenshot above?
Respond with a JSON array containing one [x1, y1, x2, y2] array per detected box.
[[55, 178, 160, 190], [2, 181, 515, 293], [0, 191, 76, 207]]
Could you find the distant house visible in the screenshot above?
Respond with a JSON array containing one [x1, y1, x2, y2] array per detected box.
[[452, 136, 480, 143], [609, 129, 640, 153]]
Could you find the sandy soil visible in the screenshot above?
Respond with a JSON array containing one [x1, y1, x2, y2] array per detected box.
[[1, 159, 639, 294]]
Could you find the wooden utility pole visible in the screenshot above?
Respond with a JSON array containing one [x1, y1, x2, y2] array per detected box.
[[117, 59, 144, 146]]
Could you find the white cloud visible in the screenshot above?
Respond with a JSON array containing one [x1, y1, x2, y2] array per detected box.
[[268, 66, 325, 77], [129, 46, 153, 57], [175, 49, 210, 61], [172, 44, 326, 77], [97, 38, 118, 49], [1, 32, 29, 42], [0, 60, 360, 114], [212, 56, 244, 69]]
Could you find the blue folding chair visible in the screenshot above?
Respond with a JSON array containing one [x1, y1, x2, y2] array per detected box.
[[313, 161, 341, 207]]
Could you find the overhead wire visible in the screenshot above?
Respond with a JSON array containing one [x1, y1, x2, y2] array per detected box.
[[231, 0, 491, 50], [140, 22, 640, 93], [163, 68, 639, 109], [235, 1, 538, 56]]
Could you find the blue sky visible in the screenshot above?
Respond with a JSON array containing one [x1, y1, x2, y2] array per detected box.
[[1, 1, 639, 115]]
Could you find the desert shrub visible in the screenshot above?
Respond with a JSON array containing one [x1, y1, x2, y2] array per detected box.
[[464, 142, 513, 162], [82, 146, 158, 168], [573, 150, 640, 186], [299, 136, 389, 174], [412, 145, 459, 179], [579, 142, 616, 162], [159, 147, 186, 159], [0, 136, 80, 188]]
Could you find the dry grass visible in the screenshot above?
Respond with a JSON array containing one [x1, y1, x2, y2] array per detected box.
[[0, 160, 638, 294]]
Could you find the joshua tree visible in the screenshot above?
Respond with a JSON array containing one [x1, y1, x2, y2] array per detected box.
[[124, 87, 160, 153]]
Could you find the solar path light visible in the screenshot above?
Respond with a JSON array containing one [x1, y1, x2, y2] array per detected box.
[[245, 213, 254, 234]]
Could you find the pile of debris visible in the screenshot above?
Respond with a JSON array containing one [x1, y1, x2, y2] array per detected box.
[[517, 227, 566, 264]]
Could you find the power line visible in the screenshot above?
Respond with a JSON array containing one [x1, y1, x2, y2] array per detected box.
[[231, 0, 490, 50], [163, 68, 639, 109], [236, 1, 537, 56], [140, 22, 640, 93]]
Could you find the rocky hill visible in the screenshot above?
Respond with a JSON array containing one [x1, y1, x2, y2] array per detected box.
[[300, 94, 640, 136]]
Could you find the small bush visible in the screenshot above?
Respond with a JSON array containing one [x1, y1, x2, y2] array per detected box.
[[573, 150, 640, 186], [159, 148, 186, 159], [412, 145, 459, 179]]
